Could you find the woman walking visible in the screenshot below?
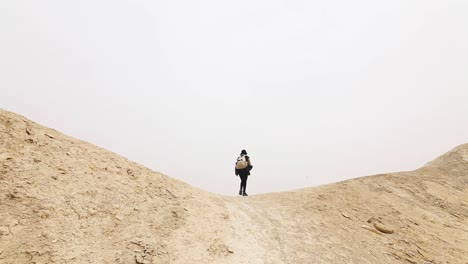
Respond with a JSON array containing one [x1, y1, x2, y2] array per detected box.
[[235, 149, 253, 196]]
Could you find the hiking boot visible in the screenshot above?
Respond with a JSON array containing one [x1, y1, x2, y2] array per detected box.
[[239, 190, 242, 195], [242, 193, 248, 196]]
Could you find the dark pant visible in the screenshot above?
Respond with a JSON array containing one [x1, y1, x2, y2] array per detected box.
[[239, 174, 248, 194]]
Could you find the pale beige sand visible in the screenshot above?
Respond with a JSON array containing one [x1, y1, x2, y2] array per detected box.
[[1, 109, 466, 264]]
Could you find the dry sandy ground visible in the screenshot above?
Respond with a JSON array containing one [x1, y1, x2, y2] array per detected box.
[[0, 108, 467, 264]]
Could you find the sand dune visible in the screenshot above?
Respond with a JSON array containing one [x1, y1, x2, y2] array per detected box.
[[1, 109, 466, 263]]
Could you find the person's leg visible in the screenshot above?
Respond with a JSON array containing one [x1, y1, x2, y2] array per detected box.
[[243, 175, 248, 196], [239, 174, 247, 195]]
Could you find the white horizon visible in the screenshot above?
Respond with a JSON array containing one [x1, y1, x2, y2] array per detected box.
[[1, 0, 467, 195]]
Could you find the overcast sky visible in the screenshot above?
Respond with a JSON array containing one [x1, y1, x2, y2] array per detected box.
[[1, 0, 467, 195]]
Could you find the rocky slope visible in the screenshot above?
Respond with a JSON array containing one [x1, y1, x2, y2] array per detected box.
[[1, 109, 466, 264]]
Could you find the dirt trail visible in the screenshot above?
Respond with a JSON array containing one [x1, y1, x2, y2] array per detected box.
[[223, 197, 286, 264]]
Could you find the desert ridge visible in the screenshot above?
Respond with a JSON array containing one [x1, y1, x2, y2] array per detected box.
[[1, 108, 466, 263]]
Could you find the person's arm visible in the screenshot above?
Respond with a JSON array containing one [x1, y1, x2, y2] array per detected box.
[[246, 156, 253, 170]]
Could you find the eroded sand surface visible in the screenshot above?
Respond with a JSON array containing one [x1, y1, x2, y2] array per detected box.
[[1, 109, 467, 263]]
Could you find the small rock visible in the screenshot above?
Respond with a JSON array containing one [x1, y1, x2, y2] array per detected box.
[[341, 212, 351, 219], [367, 217, 394, 234], [135, 255, 145, 264], [40, 211, 51, 219], [166, 189, 177, 199], [88, 209, 97, 216], [10, 219, 19, 226], [26, 128, 33, 135], [367, 217, 380, 223], [360, 225, 381, 235], [373, 222, 394, 234], [7, 192, 19, 199], [45, 133, 55, 139], [227, 247, 234, 254], [0, 226, 10, 236]]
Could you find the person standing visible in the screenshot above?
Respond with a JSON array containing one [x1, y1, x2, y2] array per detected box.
[[235, 149, 253, 196]]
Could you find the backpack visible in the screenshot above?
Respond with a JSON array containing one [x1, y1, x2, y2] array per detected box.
[[235, 155, 248, 170]]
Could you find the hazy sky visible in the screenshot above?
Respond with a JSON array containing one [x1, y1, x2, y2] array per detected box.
[[1, 0, 467, 195]]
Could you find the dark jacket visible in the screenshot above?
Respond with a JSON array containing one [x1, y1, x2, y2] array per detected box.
[[235, 155, 253, 176]]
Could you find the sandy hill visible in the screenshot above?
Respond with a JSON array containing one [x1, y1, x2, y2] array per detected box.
[[0, 108, 467, 264]]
